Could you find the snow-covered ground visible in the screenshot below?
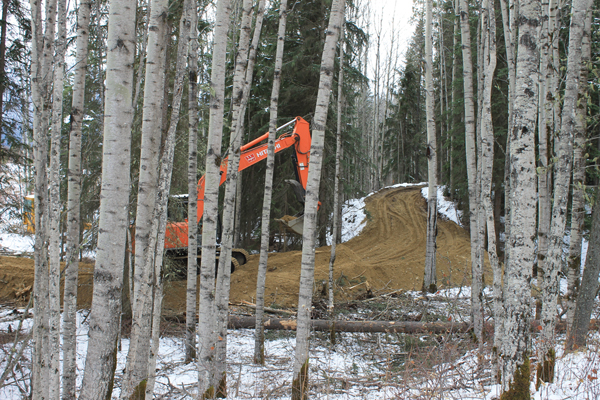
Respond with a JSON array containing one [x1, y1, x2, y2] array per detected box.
[[2, 181, 599, 399]]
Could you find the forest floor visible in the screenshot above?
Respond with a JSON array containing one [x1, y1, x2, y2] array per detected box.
[[1, 184, 600, 399], [0, 184, 484, 315]]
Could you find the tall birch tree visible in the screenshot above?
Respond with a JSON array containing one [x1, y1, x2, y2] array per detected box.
[[197, 0, 232, 395], [122, 0, 170, 396], [80, 1, 136, 398], [185, 0, 200, 364], [255, 0, 288, 365], [29, 0, 56, 396], [537, 0, 592, 385], [292, 1, 345, 398], [423, 0, 437, 294], [458, 0, 482, 345], [48, 0, 67, 396], [501, 0, 540, 397]]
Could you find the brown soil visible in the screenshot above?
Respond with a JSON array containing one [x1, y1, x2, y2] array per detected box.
[[1, 185, 484, 315]]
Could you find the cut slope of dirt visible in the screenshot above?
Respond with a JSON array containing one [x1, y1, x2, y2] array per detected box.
[[1, 185, 484, 314]]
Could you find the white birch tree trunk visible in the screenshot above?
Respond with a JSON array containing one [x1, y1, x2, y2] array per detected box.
[[254, 0, 288, 365], [63, 2, 91, 398], [80, 1, 136, 398], [145, 5, 192, 395], [185, 0, 200, 364], [423, 0, 437, 294], [479, 0, 498, 356], [214, 2, 266, 392], [501, 0, 540, 396], [458, 0, 482, 346], [537, 0, 592, 385], [197, 0, 232, 395], [122, 0, 170, 396], [292, 1, 344, 398], [565, 7, 592, 330], [328, 25, 344, 313], [29, 0, 56, 397], [48, 0, 67, 396]]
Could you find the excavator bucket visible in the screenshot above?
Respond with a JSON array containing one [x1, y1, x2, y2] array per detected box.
[[276, 214, 304, 235]]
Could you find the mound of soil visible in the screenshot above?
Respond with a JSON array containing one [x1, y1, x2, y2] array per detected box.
[[1, 186, 483, 314]]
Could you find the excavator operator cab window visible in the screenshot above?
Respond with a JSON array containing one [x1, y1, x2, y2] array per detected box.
[[167, 195, 189, 223]]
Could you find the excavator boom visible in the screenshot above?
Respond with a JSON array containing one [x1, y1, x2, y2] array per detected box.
[[164, 116, 311, 250]]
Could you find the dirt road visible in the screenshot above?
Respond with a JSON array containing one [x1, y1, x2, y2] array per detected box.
[[1, 185, 479, 313]]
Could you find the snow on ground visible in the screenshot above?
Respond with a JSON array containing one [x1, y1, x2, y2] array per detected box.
[[2, 300, 600, 399]]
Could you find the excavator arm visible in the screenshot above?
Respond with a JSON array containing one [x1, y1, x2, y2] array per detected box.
[[165, 117, 311, 249]]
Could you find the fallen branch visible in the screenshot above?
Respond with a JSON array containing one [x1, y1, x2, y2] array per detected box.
[[236, 301, 296, 316]]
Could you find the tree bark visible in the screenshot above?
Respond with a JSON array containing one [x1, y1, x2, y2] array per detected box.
[[565, 6, 592, 330], [185, 0, 200, 365], [423, 0, 437, 295], [328, 25, 344, 313], [197, 0, 231, 396], [29, 0, 56, 397], [255, 0, 288, 366], [537, 0, 592, 386], [62, 2, 91, 398], [79, 1, 136, 398], [501, 1, 540, 397], [48, 0, 68, 396], [292, 1, 344, 399], [566, 191, 600, 351], [122, 0, 170, 396]]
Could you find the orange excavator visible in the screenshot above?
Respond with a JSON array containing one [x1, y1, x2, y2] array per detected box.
[[163, 116, 312, 273]]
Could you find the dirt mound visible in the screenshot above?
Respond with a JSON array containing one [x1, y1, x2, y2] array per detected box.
[[1, 186, 482, 313]]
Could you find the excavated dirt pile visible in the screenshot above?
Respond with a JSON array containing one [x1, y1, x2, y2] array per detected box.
[[0, 185, 480, 314]]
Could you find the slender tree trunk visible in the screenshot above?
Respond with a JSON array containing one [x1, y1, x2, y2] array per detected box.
[[423, 0, 437, 294], [537, 0, 592, 386], [198, 0, 232, 396], [501, 1, 540, 397], [214, 2, 266, 393], [479, 0, 498, 356], [0, 0, 9, 138], [29, 0, 56, 397], [565, 6, 592, 330], [122, 0, 170, 396], [458, 0, 482, 345], [185, 0, 200, 364], [62, 2, 91, 398], [80, 1, 136, 398], [255, 0, 288, 366], [48, 1, 68, 396], [292, 1, 344, 398], [566, 190, 600, 351], [328, 26, 344, 313], [145, 5, 192, 395]]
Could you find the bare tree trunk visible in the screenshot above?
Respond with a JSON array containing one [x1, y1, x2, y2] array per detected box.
[[214, 2, 266, 393], [423, 0, 437, 295], [328, 26, 344, 313], [122, 0, 170, 396], [29, 0, 56, 397], [145, 5, 192, 395], [537, 0, 592, 386], [566, 190, 600, 351], [501, 0, 540, 396], [80, 1, 136, 398], [197, 0, 232, 395], [48, 0, 68, 396], [185, 0, 200, 365], [565, 6, 592, 331], [255, 0, 288, 366], [479, 0, 498, 357], [62, 2, 91, 398], [292, 1, 344, 398], [458, 0, 482, 346]]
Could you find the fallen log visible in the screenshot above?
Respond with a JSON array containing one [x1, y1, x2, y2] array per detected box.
[[227, 316, 600, 334], [228, 315, 471, 334]]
